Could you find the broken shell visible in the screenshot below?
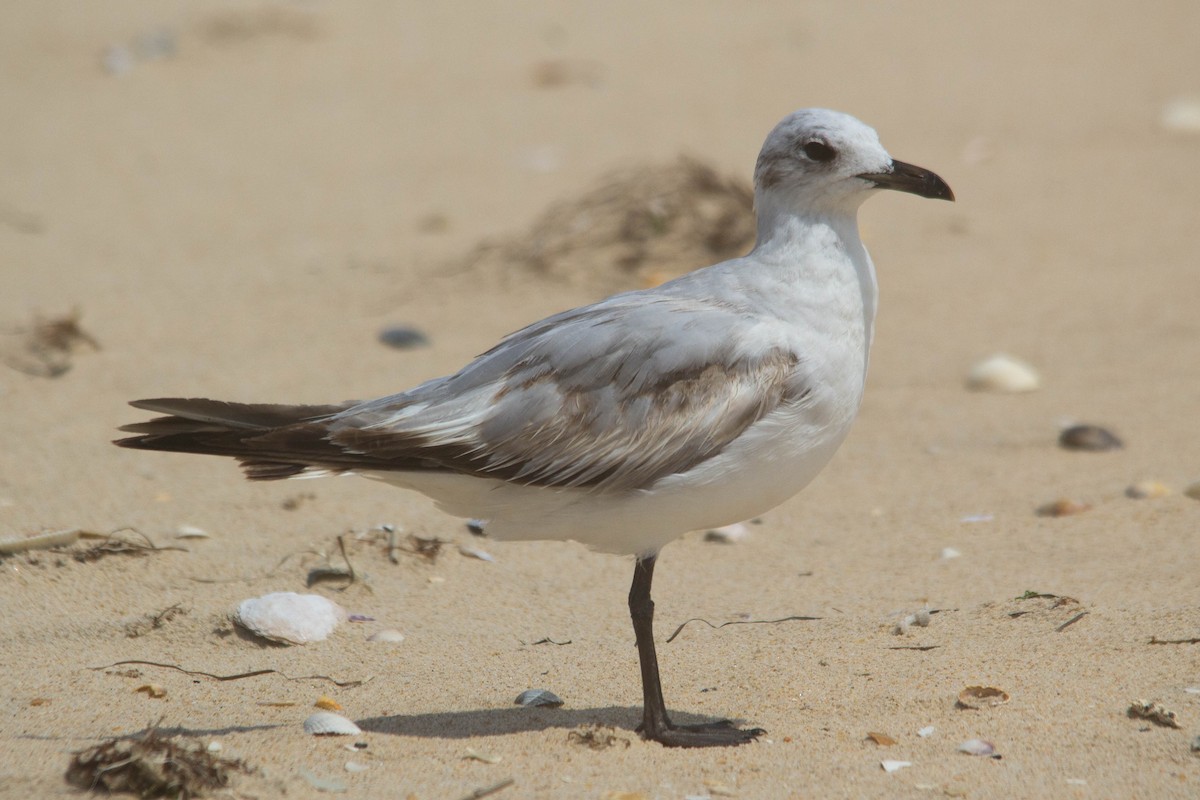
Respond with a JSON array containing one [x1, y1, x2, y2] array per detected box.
[[703, 523, 750, 544], [514, 689, 564, 707], [917, 726, 936, 738], [965, 354, 1040, 393], [377, 325, 430, 350], [958, 738, 996, 756], [367, 629, 405, 643], [457, 544, 495, 562], [866, 731, 897, 746], [235, 592, 343, 645], [1127, 699, 1181, 729], [1036, 498, 1091, 517], [174, 525, 210, 539], [1058, 424, 1123, 452], [880, 760, 911, 773], [304, 711, 362, 736], [344, 761, 369, 773], [314, 696, 342, 711], [940, 547, 961, 560], [957, 686, 1010, 709], [1126, 480, 1170, 499]]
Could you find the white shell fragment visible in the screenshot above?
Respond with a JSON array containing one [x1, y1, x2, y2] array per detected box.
[[344, 761, 369, 773], [1161, 97, 1200, 133], [940, 547, 962, 560], [703, 523, 750, 543], [917, 726, 936, 738], [881, 760, 912, 773], [235, 592, 343, 645], [958, 738, 997, 756], [514, 689, 564, 707], [457, 544, 495, 562], [174, 524, 210, 539], [304, 711, 362, 736], [893, 609, 932, 635], [367, 629, 406, 643], [965, 354, 1040, 393]]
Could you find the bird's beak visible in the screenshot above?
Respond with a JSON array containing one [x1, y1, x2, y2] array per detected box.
[[858, 159, 954, 201]]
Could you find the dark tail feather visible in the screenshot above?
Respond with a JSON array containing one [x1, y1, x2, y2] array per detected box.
[[115, 397, 356, 480]]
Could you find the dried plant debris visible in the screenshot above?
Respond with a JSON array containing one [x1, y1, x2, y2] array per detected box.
[[454, 157, 755, 293], [1, 309, 99, 377], [569, 725, 631, 750], [1127, 699, 1182, 729], [665, 613, 820, 643], [1036, 498, 1091, 517], [401, 534, 445, 562], [66, 727, 249, 798], [0, 528, 81, 556], [74, 529, 188, 563], [124, 602, 189, 638]]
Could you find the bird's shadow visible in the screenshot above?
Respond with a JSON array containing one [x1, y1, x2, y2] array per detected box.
[[358, 706, 746, 739]]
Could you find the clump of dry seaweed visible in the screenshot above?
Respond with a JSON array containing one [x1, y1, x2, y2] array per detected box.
[[66, 727, 248, 798]]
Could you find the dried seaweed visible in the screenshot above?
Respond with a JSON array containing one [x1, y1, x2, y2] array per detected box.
[[665, 614, 821, 643], [1, 308, 99, 377], [90, 660, 368, 688], [66, 726, 248, 798]]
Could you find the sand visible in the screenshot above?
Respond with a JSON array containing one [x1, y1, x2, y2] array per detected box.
[[2, 2, 1199, 798]]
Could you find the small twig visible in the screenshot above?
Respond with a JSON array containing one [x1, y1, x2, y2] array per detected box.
[[1055, 611, 1088, 632], [1148, 635, 1200, 645], [458, 778, 515, 800], [665, 615, 821, 643], [89, 660, 368, 688], [887, 645, 941, 651], [530, 638, 572, 646]]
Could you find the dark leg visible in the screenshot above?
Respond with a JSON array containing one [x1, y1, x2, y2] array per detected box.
[[628, 554, 764, 747]]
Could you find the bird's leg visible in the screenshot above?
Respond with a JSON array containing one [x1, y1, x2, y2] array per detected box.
[[628, 554, 764, 747]]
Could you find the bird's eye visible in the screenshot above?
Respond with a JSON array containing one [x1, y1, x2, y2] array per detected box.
[[803, 141, 837, 162]]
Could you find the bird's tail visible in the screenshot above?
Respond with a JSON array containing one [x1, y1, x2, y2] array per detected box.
[[115, 397, 355, 480]]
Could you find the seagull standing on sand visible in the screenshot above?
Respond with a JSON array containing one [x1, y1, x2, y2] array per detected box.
[[117, 108, 953, 748]]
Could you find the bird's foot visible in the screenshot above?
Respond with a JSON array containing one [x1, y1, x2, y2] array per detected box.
[[639, 718, 764, 748]]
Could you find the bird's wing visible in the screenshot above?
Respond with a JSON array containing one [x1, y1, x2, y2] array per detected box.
[[327, 293, 812, 490]]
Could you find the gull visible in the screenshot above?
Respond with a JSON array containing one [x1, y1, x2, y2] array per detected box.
[[116, 108, 952, 748]]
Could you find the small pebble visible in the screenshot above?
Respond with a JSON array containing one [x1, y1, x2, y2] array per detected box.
[[965, 353, 1040, 393], [1036, 498, 1091, 517], [1058, 424, 1123, 452], [377, 325, 430, 350], [1183, 483, 1200, 501], [1126, 480, 1170, 499], [344, 761, 369, 773], [1191, 735, 1200, 753], [466, 519, 487, 536], [940, 547, 961, 560], [515, 689, 563, 707], [206, 741, 223, 752]]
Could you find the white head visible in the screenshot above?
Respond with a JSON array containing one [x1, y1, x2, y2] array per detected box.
[[754, 108, 953, 216]]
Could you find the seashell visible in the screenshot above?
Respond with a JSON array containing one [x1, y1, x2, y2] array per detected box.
[[367, 629, 405, 643], [880, 760, 911, 773], [314, 696, 342, 711], [1058, 424, 1122, 452], [206, 741, 222, 753], [466, 519, 487, 536], [958, 738, 996, 756], [1126, 480, 1170, 499], [1036, 498, 1090, 517], [965, 354, 1040, 393], [463, 747, 502, 764], [174, 525, 210, 539], [514, 689, 564, 707], [304, 711, 362, 736], [917, 726, 936, 738], [957, 685, 1010, 709], [940, 547, 961, 560], [703, 523, 750, 544], [235, 592, 343, 645], [344, 761, 369, 773], [866, 731, 897, 746]]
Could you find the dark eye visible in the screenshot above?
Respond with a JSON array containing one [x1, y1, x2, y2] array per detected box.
[[803, 141, 837, 162]]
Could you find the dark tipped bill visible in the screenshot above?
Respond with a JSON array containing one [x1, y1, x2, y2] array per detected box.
[[859, 159, 954, 201]]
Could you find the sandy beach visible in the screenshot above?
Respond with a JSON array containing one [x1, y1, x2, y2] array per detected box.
[[2, 2, 1199, 797]]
